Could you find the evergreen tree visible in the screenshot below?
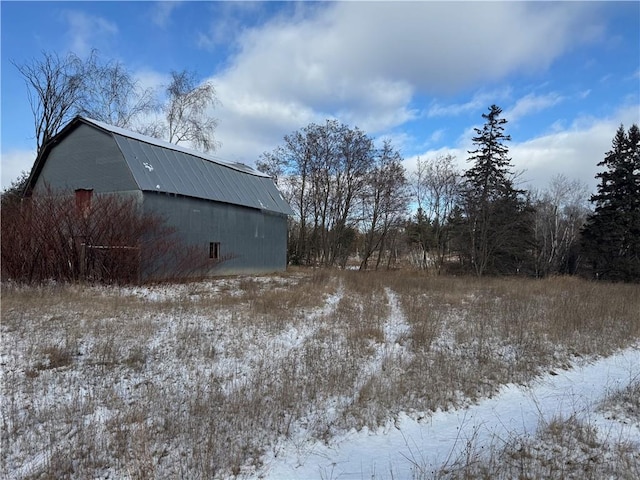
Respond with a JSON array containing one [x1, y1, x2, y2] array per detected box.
[[405, 207, 434, 269], [582, 124, 640, 281], [628, 124, 640, 272], [459, 105, 534, 276]]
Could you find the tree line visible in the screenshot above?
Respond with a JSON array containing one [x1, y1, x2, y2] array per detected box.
[[257, 120, 408, 269], [5, 50, 639, 282], [259, 106, 640, 281]]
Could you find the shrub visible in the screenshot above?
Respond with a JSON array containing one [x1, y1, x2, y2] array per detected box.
[[1, 187, 219, 284]]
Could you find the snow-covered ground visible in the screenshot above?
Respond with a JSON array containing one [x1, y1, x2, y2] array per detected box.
[[261, 346, 640, 479], [1, 273, 638, 479]]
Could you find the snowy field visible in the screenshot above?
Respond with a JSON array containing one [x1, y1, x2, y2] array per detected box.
[[264, 347, 640, 479], [1, 270, 639, 479]]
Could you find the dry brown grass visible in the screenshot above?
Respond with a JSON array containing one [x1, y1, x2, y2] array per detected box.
[[2, 271, 639, 479], [434, 414, 639, 480]]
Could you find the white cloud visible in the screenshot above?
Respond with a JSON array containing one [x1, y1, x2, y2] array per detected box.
[[150, 1, 182, 28], [133, 69, 170, 95], [1, 149, 37, 191], [429, 89, 567, 123], [427, 99, 484, 118], [196, 2, 268, 51], [268, 1, 602, 94], [428, 129, 445, 144], [203, 1, 603, 166], [403, 147, 469, 185], [62, 10, 118, 56], [504, 92, 565, 123], [210, 87, 318, 163], [511, 104, 639, 192], [427, 88, 514, 118]]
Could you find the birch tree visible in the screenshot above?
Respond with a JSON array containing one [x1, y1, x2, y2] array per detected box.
[[532, 174, 590, 276]]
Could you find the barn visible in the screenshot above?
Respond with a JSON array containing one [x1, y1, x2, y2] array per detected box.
[[24, 116, 293, 279]]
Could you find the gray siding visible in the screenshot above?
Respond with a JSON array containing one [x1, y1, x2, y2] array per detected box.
[[34, 124, 138, 194], [143, 192, 288, 275]]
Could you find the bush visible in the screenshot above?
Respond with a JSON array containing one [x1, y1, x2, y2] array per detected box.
[[1, 188, 218, 284]]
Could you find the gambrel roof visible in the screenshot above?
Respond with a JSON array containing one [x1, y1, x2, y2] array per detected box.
[[26, 116, 293, 216]]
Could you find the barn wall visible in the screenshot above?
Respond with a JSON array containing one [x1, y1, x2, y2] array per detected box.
[[34, 124, 139, 194], [142, 192, 288, 277]]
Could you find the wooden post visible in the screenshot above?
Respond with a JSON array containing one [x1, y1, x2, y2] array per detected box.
[[80, 242, 86, 283]]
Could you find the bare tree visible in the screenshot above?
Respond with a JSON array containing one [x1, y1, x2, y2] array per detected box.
[[329, 124, 373, 266], [14, 50, 160, 156], [259, 120, 377, 267], [409, 154, 461, 272], [13, 52, 84, 154], [160, 70, 219, 152], [257, 139, 312, 265], [15, 51, 220, 164], [407, 157, 431, 269], [359, 141, 409, 270], [533, 174, 590, 276], [78, 50, 157, 128]]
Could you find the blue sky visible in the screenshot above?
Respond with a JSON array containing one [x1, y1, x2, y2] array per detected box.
[[2, 1, 639, 193]]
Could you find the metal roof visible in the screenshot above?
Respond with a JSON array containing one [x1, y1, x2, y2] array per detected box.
[[81, 117, 294, 216]]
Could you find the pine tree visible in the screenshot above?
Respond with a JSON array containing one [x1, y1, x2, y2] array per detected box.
[[627, 124, 640, 272], [459, 105, 534, 276], [582, 124, 640, 281]]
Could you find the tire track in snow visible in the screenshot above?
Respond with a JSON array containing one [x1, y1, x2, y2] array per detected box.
[[216, 284, 345, 394], [358, 288, 412, 383], [262, 345, 640, 479]]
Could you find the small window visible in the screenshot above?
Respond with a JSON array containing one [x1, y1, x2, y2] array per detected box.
[[209, 242, 220, 260]]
